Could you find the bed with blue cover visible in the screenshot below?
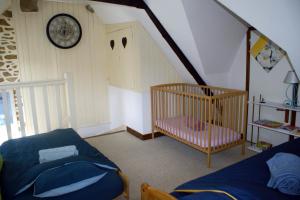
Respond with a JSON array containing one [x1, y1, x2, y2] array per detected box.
[[0, 128, 126, 200], [142, 138, 300, 200]]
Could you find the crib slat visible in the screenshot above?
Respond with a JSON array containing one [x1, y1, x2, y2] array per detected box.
[[200, 99, 203, 147], [192, 95, 195, 144], [204, 98, 207, 148], [218, 98, 222, 148], [228, 97, 231, 146], [207, 98, 212, 167], [187, 95, 189, 140], [197, 97, 199, 146], [224, 97, 227, 146], [154, 90, 157, 135], [29, 87, 39, 134], [16, 88, 26, 137], [235, 96, 239, 134], [188, 95, 191, 142], [160, 90, 163, 129], [43, 86, 51, 132], [218, 98, 221, 147], [235, 96, 239, 144], [177, 93, 179, 137], [229, 97, 232, 146], [2, 91, 12, 139], [243, 94, 248, 150], [239, 95, 243, 134], [231, 96, 234, 145], [172, 93, 175, 136], [213, 100, 216, 149], [156, 90, 158, 129], [151, 88, 154, 138]]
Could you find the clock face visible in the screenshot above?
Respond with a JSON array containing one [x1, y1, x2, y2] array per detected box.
[[47, 14, 82, 49]]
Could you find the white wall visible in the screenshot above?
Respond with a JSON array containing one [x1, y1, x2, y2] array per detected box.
[[144, 0, 249, 88], [181, 0, 247, 75], [248, 31, 298, 146], [217, 0, 300, 81], [106, 22, 182, 134], [108, 86, 144, 133], [228, 34, 247, 90]]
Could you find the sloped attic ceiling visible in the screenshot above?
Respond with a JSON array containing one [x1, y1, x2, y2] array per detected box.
[[217, 0, 300, 78], [44, 0, 195, 83], [94, 0, 247, 85], [89, 1, 196, 83], [11, 0, 248, 86], [143, 0, 247, 84], [181, 0, 247, 74]]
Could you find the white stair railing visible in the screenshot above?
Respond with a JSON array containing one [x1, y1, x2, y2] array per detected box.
[[0, 73, 76, 143]]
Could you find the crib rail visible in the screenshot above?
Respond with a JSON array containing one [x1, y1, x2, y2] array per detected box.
[[0, 73, 76, 143], [151, 83, 247, 167]]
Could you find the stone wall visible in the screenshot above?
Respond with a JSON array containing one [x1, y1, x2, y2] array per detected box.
[[0, 10, 19, 83]]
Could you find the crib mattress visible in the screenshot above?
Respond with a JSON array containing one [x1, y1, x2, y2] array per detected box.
[[155, 116, 241, 148]]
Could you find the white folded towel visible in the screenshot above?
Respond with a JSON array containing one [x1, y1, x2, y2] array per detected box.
[[39, 145, 79, 164]]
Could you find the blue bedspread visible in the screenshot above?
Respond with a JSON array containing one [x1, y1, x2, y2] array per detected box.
[[172, 138, 300, 200], [0, 129, 124, 200]]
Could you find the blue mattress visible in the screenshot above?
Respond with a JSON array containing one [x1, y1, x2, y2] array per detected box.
[[172, 138, 300, 200], [0, 129, 124, 200]]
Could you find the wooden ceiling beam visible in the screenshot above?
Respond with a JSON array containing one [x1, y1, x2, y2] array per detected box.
[[140, 1, 207, 85], [92, 0, 207, 85], [91, 0, 145, 9], [20, 0, 38, 12]]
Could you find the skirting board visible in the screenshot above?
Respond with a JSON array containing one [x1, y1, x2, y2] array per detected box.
[[126, 126, 164, 140], [77, 123, 117, 138]]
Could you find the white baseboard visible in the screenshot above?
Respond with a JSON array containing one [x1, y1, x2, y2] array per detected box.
[[76, 123, 112, 138]]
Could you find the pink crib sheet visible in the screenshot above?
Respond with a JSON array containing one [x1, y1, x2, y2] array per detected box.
[[155, 116, 241, 148]]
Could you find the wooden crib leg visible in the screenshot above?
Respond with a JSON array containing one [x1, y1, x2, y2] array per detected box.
[[207, 153, 211, 168]]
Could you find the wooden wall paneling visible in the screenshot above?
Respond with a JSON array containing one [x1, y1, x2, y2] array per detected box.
[[12, 0, 110, 129], [91, 12, 109, 123], [137, 22, 182, 91], [42, 1, 59, 79], [107, 22, 182, 93]]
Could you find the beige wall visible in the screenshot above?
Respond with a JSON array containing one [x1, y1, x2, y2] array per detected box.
[[106, 22, 182, 92], [10, 1, 183, 135], [106, 22, 182, 134], [12, 0, 110, 129]]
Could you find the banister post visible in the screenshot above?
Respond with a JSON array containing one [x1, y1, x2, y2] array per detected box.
[[64, 73, 77, 129]]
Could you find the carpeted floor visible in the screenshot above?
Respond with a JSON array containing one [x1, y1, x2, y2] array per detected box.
[[86, 132, 255, 200]]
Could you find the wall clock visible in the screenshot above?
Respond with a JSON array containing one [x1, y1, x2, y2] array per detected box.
[[46, 14, 82, 49]]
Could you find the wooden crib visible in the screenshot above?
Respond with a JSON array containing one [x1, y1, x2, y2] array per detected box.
[[151, 83, 248, 167]]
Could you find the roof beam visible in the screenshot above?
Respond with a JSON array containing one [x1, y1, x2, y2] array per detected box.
[[92, 0, 207, 85], [20, 0, 38, 12], [141, 2, 206, 85], [91, 0, 144, 9]]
